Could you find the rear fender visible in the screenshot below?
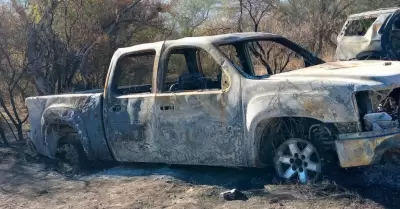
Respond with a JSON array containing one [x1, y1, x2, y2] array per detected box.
[[40, 105, 95, 160]]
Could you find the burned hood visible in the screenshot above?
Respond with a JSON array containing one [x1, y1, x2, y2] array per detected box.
[[271, 60, 400, 91]]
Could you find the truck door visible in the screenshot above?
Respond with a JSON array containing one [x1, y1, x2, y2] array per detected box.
[[103, 49, 159, 162], [153, 46, 245, 166]]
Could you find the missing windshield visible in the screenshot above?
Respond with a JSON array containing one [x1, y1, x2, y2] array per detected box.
[[218, 40, 310, 77]]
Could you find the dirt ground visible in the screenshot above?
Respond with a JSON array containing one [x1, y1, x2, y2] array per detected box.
[[1, 141, 400, 209]]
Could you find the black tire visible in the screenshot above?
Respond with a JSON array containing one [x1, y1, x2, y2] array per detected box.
[[261, 120, 336, 183], [55, 137, 89, 174]]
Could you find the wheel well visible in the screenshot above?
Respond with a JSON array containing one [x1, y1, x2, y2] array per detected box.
[[47, 123, 80, 148], [255, 117, 338, 167]]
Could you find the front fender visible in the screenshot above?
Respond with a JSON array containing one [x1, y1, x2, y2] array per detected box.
[[246, 91, 359, 132], [245, 91, 359, 166], [40, 105, 95, 160]]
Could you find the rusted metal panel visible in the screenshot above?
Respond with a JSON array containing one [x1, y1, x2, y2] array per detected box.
[[336, 128, 400, 167], [335, 137, 385, 167]]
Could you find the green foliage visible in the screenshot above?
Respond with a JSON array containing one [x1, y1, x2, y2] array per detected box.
[[29, 4, 41, 23]]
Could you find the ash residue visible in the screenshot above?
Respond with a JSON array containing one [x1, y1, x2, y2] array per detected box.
[[362, 164, 400, 188]]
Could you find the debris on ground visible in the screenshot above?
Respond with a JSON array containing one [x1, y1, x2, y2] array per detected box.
[[220, 189, 248, 201]]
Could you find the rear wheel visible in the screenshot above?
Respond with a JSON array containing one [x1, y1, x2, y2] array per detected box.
[[56, 137, 88, 174]]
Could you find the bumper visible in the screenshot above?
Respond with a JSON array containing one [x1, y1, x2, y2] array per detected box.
[[335, 128, 400, 168]]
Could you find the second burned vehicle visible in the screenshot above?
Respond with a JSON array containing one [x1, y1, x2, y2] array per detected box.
[[26, 32, 400, 184], [336, 7, 400, 61]]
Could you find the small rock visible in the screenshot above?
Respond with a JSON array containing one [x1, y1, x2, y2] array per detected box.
[[220, 189, 247, 201], [270, 198, 279, 204], [264, 185, 272, 192], [35, 188, 48, 196]]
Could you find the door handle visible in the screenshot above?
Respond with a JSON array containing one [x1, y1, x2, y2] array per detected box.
[[160, 105, 175, 111], [111, 104, 122, 112]]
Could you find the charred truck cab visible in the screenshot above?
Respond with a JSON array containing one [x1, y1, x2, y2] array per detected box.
[[25, 32, 400, 184]]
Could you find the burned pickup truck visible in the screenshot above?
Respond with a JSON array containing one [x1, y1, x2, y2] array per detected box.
[[26, 32, 400, 183]]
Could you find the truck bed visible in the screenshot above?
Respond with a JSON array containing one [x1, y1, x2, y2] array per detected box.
[[25, 92, 113, 161]]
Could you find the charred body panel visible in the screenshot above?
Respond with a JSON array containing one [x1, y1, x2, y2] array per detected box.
[[336, 128, 400, 167], [25, 93, 113, 161], [103, 95, 157, 162], [155, 92, 245, 166], [336, 85, 400, 167], [152, 41, 246, 166]]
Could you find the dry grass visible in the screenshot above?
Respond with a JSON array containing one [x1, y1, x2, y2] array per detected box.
[[0, 141, 394, 209]]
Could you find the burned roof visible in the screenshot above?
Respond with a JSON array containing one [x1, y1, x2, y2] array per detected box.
[[176, 32, 282, 45], [116, 32, 285, 54], [349, 7, 400, 19]]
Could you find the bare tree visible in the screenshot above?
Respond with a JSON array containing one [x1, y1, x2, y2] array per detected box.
[[0, 117, 9, 146], [275, 0, 356, 55], [237, 0, 287, 74], [11, 0, 164, 95], [166, 0, 217, 37], [349, 0, 400, 13], [0, 4, 29, 142], [238, 0, 274, 32], [0, 50, 29, 141]]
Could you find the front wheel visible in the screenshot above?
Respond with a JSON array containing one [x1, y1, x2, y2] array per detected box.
[[273, 138, 322, 184], [261, 120, 337, 184]]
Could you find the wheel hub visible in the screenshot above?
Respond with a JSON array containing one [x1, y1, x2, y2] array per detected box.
[[274, 138, 321, 184], [294, 158, 303, 167]]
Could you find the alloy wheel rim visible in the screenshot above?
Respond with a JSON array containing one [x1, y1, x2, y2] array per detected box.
[[274, 138, 321, 184]]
